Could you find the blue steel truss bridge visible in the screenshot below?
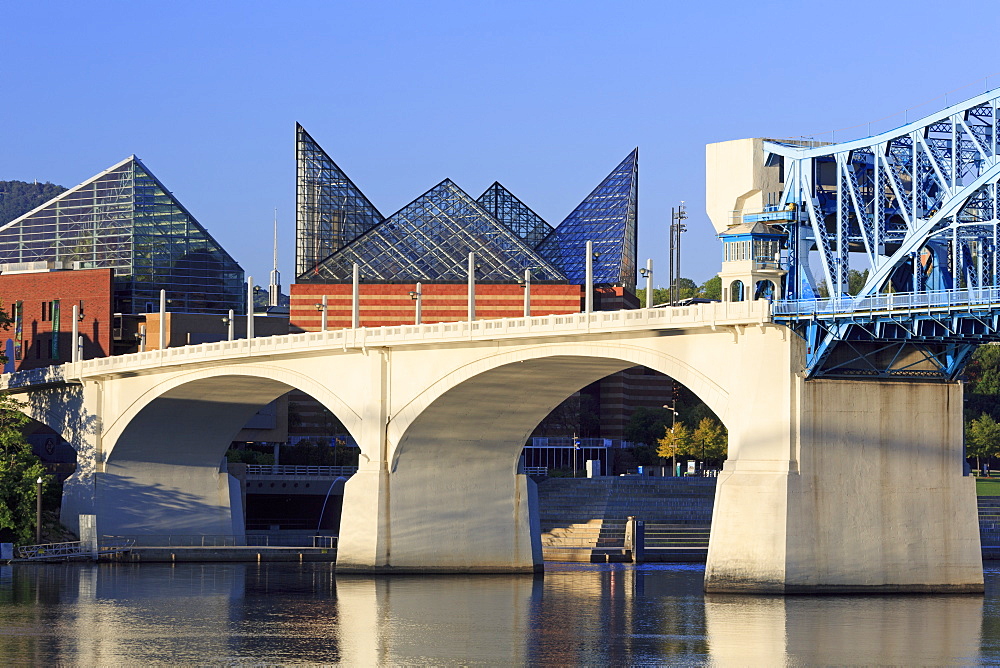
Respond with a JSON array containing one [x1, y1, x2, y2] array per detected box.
[[720, 86, 1000, 380]]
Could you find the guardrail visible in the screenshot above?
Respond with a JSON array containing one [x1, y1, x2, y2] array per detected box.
[[0, 301, 768, 388], [15, 538, 134, 560], [773, 286, 1000, 318], [104, 534, 336, 548], [245, 465, 358, 477], [523, 466, 548, 476]]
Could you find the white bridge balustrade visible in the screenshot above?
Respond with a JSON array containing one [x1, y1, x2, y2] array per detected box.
[[0, 299, 984, 593], [245, 465, 358, 478]]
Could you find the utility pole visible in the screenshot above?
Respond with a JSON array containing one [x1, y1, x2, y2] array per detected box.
[[669, 202, 688, 305]]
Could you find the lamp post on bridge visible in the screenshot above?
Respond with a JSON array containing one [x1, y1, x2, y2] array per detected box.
[[640, 259, 653, 308], [409, 282, 422, 325]]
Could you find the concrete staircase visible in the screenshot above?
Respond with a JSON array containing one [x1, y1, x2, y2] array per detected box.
[[536, 477, 716, 562], [539, 487, 1000, 564]]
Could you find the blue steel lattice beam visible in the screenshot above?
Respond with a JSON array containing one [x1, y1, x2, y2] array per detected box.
[[765, 88, 1000, 304]]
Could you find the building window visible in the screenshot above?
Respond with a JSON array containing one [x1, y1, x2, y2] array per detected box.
[[754, 280, 776, 301], [730, 280, 745, 302]]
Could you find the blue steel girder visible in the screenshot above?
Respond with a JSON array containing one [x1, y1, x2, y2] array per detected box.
[[798, 317, 977, 380], [765, 88, 1000, 303]]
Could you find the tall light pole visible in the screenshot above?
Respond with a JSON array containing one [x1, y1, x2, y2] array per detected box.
[[35, 476, 43, 543], [409, 282, 423, 325], [639, 259, 653, 308], [669, 202, 688, 306]]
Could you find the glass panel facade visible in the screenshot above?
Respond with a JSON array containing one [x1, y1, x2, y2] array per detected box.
[[307, 179, 565, 282], [536, 149, 638, 290], [0, 157, 244, 315], [294, 129, 637, 290], [477, 182, 554, 249], [296, 124, 384, 279]]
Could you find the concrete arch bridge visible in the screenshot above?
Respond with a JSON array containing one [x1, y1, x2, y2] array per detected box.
[[2, 301, 981, 593]]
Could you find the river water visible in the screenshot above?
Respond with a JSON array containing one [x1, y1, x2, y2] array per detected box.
[[2, 561, 1000, 665]]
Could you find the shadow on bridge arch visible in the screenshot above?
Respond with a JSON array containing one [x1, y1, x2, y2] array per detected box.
[[389, 343, 732, 472], [87, 365, 362, 541]]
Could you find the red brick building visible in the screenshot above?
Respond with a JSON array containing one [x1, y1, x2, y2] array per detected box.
[[0, 268, 114, 371], [290, 283, 583, 330]]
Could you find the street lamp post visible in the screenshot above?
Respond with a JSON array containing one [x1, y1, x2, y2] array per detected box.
[[35, 476, 43, 543], [409, 282, 422, 325], [639, 259, 653, 308], [314, 295, 328, 331], [663, 402, 679, 476]]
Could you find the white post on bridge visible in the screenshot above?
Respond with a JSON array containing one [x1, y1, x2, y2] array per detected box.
[[352, 263, 360, 329], [322, 294, 329, 332], [642, 258, 653, 308], [523, 268, 531, 317], [246, 276, 254, 342], [71, 304, 80, 363], [158, 289, 167, 351], [468, 252, 476, 321], [585, 240, 594, 313], [227, 309, 235, 341], [410, 282, 422, 325]]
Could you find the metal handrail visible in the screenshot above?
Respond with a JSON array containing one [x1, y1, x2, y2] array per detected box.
[[245, 465, 358, 477], [774, 286, 1000, 318]]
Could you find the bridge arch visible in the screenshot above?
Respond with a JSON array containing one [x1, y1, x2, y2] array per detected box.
[[388, 342, 733, 472], [102, 364, 361, 464]]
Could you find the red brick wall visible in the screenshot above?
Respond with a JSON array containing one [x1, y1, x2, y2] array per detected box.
[[0, 269, 114, 370], [290, 283, 583, 331]]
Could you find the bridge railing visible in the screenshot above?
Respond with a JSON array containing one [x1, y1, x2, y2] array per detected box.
[[773, 286, 1000, 318], [55, 300, 770, 380], [102, 534, 336, 548], [244, 465, 357, 477]]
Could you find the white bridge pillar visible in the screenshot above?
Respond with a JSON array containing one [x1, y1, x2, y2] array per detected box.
[[706, 337, 983, 593], [335, 349, 543, 573]]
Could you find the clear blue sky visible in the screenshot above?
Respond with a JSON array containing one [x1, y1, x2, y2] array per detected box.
[[2, 1, 996, 287]]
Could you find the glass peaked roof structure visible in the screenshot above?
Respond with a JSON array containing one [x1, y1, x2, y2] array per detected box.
[[296, 124, 384, 277], [536, 148, 638, 290], [476, 182, 554, 249], [307, 179, 565, 282], [295, 127, 637, 290], [0, 156, 244, 315]]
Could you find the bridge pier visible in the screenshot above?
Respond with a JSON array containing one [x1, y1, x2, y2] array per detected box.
[[336, 460, 542, 573], [706, 377, 983, 593]]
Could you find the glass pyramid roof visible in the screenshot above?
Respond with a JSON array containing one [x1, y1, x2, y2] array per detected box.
[[0, 156, 244, 315], [296, 124, 384, 279], [307, 179, 565, 282], [476, 182, 554, 249], [537, 149, 638, 290]]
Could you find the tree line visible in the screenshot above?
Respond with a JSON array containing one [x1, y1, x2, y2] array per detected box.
[[0, 180, 67, 226]]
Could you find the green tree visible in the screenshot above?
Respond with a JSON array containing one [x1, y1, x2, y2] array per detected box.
[[0, 394, 49, 544], [693, 416, 727, 464], [967, 412, 1000, 473], [847, 269, 869, 296], [657, 421, 694, 462], [623, 406, 671, 446], [698, 276, 722, 300]]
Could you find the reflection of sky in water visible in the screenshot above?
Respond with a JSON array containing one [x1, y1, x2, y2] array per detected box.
[[0, 562, 994, 664]]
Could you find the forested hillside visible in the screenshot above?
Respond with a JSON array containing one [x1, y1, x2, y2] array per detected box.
[[0, 180, 66, 225]]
